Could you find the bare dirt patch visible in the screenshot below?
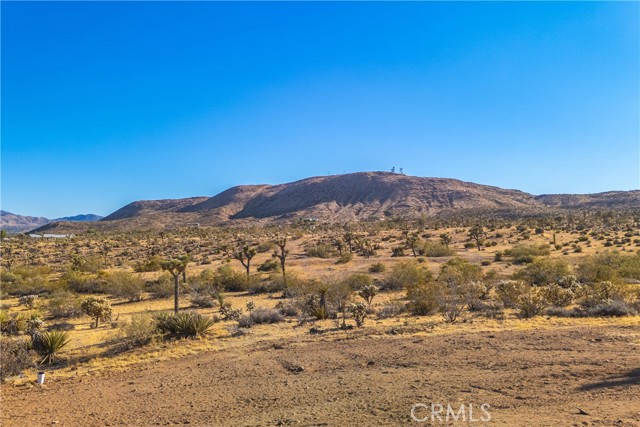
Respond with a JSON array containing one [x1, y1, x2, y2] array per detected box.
[[2, 324, 639, 427]]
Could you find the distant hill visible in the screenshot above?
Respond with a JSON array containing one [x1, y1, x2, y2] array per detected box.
[[31, 172, 640, 233], [0, 211, 103, 234]]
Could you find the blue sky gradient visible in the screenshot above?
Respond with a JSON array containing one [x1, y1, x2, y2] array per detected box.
[[2, 2, 638, 217]]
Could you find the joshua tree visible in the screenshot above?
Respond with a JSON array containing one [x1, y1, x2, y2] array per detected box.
[[234, 245, 256, 278], [273, 237, 289, 287], [162, 256, 190, 313], [440, 233, 452, 249], [468, 225, 486, 251], [406, 234, 420, 257]]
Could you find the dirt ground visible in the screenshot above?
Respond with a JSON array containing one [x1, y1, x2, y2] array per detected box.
[[2, 324, 639, 427]]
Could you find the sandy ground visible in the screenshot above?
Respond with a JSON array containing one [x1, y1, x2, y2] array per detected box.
[[2, 324, 639, 427]]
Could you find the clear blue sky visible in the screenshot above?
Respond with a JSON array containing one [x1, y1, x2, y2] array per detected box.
[[2, 2, 638, 218]]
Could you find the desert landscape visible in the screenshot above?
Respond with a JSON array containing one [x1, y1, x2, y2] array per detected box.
[[1, 176, 639, 425], [2, 2, 638, 426]]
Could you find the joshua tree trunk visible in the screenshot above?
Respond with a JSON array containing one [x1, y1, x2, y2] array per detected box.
[[173, 273, 180, 314]]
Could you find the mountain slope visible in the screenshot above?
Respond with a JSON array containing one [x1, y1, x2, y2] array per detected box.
[[0, 211, 104, 234], [26, 172, 640, 233]]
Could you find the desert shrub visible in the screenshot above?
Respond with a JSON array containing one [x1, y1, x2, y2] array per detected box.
[[376, 301, 406, 319], [547, 301, 638, 318], [187, 269, 222, 307], [421, 241, 454, 257], [0, 312, 28, 335], [247, 274, 286, 294], [406, 280, 440, 316], [470, 300, 505, 318], [31, 330, 70, 364], [381, 261, 431, 291], [214, 265, 249, 292], [70, 254, 104, 273], [504, 244, 550, 264], [220, 305, 243, 321], [62, 270, 106, 294], [358, 283, 379, 305], [369, 262, 386, 273], [237, 315, 253, 328], [0, 338, 36, 380], [391, 247, 406, 257], [81, 297, 113, 328], [576, 251, 635, 284], [541, 284, 574, 307], [351, 302, 368, 327], [344, 273, 373, 291], [516, 287, 547, 318], [3, 266, 51, 296], [249, 307, 284, 325], [257, 258, 280, 272], [335, 252, 353, 264], [274, 301, 299, 317], [18, 294, 40, 309], [305, 243, 334, 258], [120, 313, 160, 347], [146, 274, 174, 299], [133, 256, 164, 272], [514, 258, 570, 286], [155, 311, 214, 338], [496, 280, 529, 308], [106, 271, 144, 302], [46, 291, 83, 319], [578, 281, 629, 308], [583, 300, 638, 317]]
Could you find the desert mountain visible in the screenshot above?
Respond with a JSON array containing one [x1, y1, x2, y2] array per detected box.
[[31, 171, 637, 233], [0, 211, 103, 234]]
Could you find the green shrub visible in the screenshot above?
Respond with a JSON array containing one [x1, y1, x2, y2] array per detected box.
[[305, 243, 334, 258], [368, 262, 386, 273], [516, 287, 547, 318], [358, 283, 379, 305], [504, 244, 550, 264], [351, 302, 368, 327], [32, 330, 70, 364], [381, 261, 431, 291], [120, 313, 160, 347], [335, 253, 353, 264], [214, 265, 249, 292], [541, 284, 574, 307], [421, 241, 454, 257], [106, 271, 145, 302], [406, 280, 440, 315], [578, 281, 630, 308], [133, 256, 164, 272], [248, 274, 286, 294], [344, 273, 373, 291], [46, 292, 83, 319], [155, 311, 214, 338], [496, 281, 528, 308], [81, 297, 113, 328], [514, 258, 570, 286], [62, 270, 106, 294], [146, 274, 174, 299], [257, 258, 280, 272]]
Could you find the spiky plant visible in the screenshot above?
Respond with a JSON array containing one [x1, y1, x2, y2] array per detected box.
[[33, 330, 70, 364]]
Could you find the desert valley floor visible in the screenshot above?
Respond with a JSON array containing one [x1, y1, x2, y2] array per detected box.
[[2, 320, 639, 427]]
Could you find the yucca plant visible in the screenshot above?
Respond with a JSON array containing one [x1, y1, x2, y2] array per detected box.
[[155, 312, 213, 338], [33, 330, 70, 364]]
